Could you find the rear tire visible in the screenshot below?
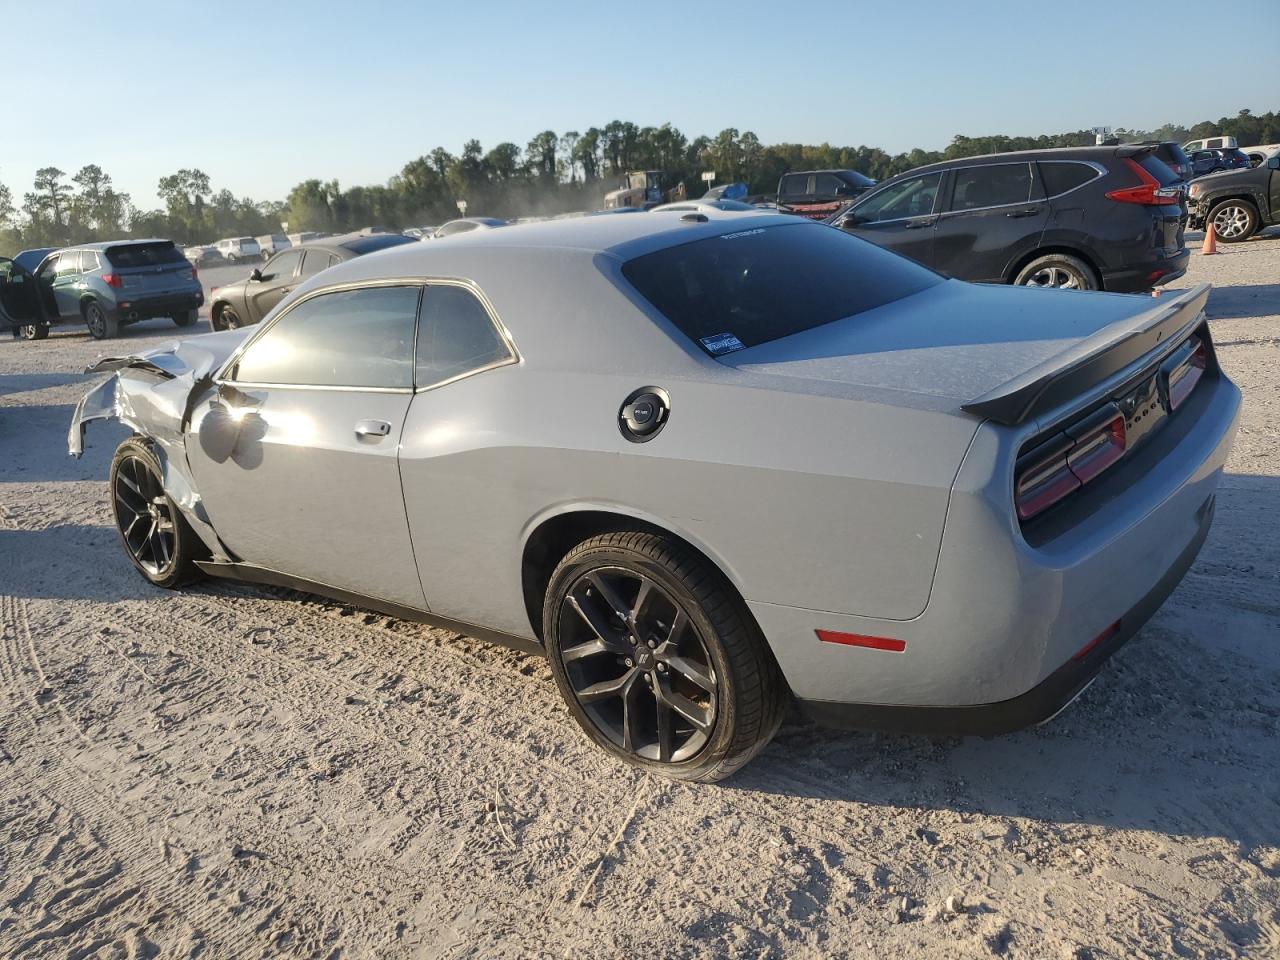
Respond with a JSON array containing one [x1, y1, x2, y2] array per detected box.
[[173, 309, 198, 328], [18, 323, 50, 341], [1013, 253, 1097, 291], [544, 531, 789, 782], [109, 437, 206, 589], [1208, 199, 1259, 243], [83, 300, 118, 340]]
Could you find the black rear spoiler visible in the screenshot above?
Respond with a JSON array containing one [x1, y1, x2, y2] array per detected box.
[[962, 283, 1211, 426]]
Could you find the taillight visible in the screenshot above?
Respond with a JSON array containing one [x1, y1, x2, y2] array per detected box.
[[1165, 339, 1206, 412], [1105, 158, 1182, 206], [1015, 404, 1127, 521], [101, 273, 122, 288], [190, 265, 199, 281]]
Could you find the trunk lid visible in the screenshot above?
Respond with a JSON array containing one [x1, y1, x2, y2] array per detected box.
[[105, 241, 199, 296], [724, 280, 1209, 422]]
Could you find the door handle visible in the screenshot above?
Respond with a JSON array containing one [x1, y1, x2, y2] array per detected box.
[[1006, 208, 1040, 218], [354, 419, 392, 439]]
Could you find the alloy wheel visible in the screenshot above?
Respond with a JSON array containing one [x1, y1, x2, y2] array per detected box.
[[1212, 205, 1250, 239], [85, 302, 107, 337], [1025, 265, 1081, 289], [556, 567, 718, 763], [113, 456, 177, 576]]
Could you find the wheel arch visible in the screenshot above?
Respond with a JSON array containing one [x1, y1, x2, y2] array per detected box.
[[519, 505, 755, 643], [1004, 246, 1102, 288], [1205, 192, 1261, 216]]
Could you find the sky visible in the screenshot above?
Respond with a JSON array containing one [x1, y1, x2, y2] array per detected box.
[[2, 0, 1276, 211]]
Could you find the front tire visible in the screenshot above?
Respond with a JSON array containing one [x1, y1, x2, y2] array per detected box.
[[544, 531, 788, 782], [1013, 254, 1098, 291], [109, 438, 205, 589], [18, 323, 50, 341], [218, 306, 243, 331], [83, 300, 118, 340], [1208, 199, 1259, 243]]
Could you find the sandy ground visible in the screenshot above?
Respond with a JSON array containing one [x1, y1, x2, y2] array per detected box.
[[1, 234, 1278, 959]]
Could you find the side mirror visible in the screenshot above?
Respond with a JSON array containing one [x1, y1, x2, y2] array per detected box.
[[837, 213, 866, 229], [1269, 157, 1280, 170], [250, 268, 263, 282]]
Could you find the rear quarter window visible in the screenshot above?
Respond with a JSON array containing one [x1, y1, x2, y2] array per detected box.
[[622, 222, 942, 357], [106, 242, 185, 267], [1038, 162, 1099, 197]]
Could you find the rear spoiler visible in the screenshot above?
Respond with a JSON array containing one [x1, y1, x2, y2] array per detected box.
[[961, 283, 1211, 426]]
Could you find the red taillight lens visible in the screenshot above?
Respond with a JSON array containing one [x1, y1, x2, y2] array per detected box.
[[1105, 158, 1182, 206], [1016, 404, 1128, 521], [190, 265, 198, 281], [1166, 340, 1206, 412], [102, 272, 122, 289], [1073, 621, 1120, 661]]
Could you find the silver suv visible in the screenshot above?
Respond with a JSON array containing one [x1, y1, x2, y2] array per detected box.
[[215, 236, 262, 263]]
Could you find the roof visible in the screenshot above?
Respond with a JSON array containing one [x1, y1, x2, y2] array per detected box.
[[73, 238, 174, 251], [889, 145, 1145, 178]]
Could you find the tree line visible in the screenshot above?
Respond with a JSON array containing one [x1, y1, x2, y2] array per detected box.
[[2, 108, 1276, 253]]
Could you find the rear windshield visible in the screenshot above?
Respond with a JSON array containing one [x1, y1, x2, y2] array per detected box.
[[622, 222, 942, 357], [1138, 154, 1180, 186], [342, 234, 417, 255], [1161, 143, 1190, 167], [840, 170, 877, 189], [105, 242, 185, 268]]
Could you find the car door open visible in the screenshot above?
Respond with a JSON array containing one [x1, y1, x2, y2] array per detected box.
[[186, 282, 428, 608]]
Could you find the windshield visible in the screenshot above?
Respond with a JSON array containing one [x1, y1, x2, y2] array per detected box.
[[840, 171, 877, 189], [622, 222, 942, 357]]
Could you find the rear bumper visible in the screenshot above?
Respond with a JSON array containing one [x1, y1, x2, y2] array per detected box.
[[113, 291, 204, 321], [751, 369, 1241, 720], [796, 493, 1214, 734], [1102, 248, 1190, 292]]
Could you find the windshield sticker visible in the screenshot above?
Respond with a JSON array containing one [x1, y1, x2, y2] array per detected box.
[[719, 228, 766, 241], [700, 333, 745, 355]]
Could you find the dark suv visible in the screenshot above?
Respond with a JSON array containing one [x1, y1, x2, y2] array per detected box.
[[777, 169, 876, 219], [1187, 153, 1280, 242], [833, 145, 1188, 292]]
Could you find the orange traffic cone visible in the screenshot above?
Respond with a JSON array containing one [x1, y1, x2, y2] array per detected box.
[[1201, 223, 1217, 256]]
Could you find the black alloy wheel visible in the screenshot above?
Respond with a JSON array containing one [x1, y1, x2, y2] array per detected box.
[[544, 531, 789, 782], [109, 438, 204, 588], [557, 566, 718, 763]]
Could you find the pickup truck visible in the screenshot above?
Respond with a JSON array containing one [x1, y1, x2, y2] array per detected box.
[[776, 169, 876, 219], [1188, 154, 1280, 242]]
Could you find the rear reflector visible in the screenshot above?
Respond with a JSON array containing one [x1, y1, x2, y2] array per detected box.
[[1165, 339, 1206, 412], [816, 630, 905, 652], [1072, 621, 1120, 661]]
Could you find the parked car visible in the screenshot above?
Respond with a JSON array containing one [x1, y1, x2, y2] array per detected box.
[[256, 234, 291, 258], [208, 231, 416, 330], [776, 169, 876, 219], [432, 218, 507, 238], [1187, 153, 1280, 242], [69, 213, 1239, 781], [1189, 148, 1251, 177], [0, 254, 47, 338], [215, 237, 262, 264], [1183, 136, 1237, 153], [21, 240, 203, 340], [183, 244, 224, 266], [287, 231, 322, 246], [832, 145, 1188, 292], [1245, 144, 1280, 168]]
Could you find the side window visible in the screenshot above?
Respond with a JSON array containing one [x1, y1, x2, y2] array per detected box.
[[233, 285, 420, 389], [1038, 162, 1100, 198], [854, 172, 943, 222], [813, 173, 843, 195], [81, 251, 99, 272], [416, 285, 513, 387], [780, 174, 810, 197], [949, 163, 1033, 211], [298, 250, 329, 277], [56, 252, 83, 277], [263, 249, 302, 281]]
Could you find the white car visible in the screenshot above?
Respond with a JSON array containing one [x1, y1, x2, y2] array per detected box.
[[256, 234, 291, 258], [215, 237, 262, 264], [1245, 144, 1280, 168]]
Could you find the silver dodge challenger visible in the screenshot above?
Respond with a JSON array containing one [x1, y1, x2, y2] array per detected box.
[[70, 212, 1241, 781]]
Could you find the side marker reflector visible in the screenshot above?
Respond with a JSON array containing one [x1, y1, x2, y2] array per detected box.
[[1072, 621, 1121, 661], [816, 629, 905, 653]]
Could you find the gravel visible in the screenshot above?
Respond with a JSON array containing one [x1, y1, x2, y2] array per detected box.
[[1, 230, 1278, 958]]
